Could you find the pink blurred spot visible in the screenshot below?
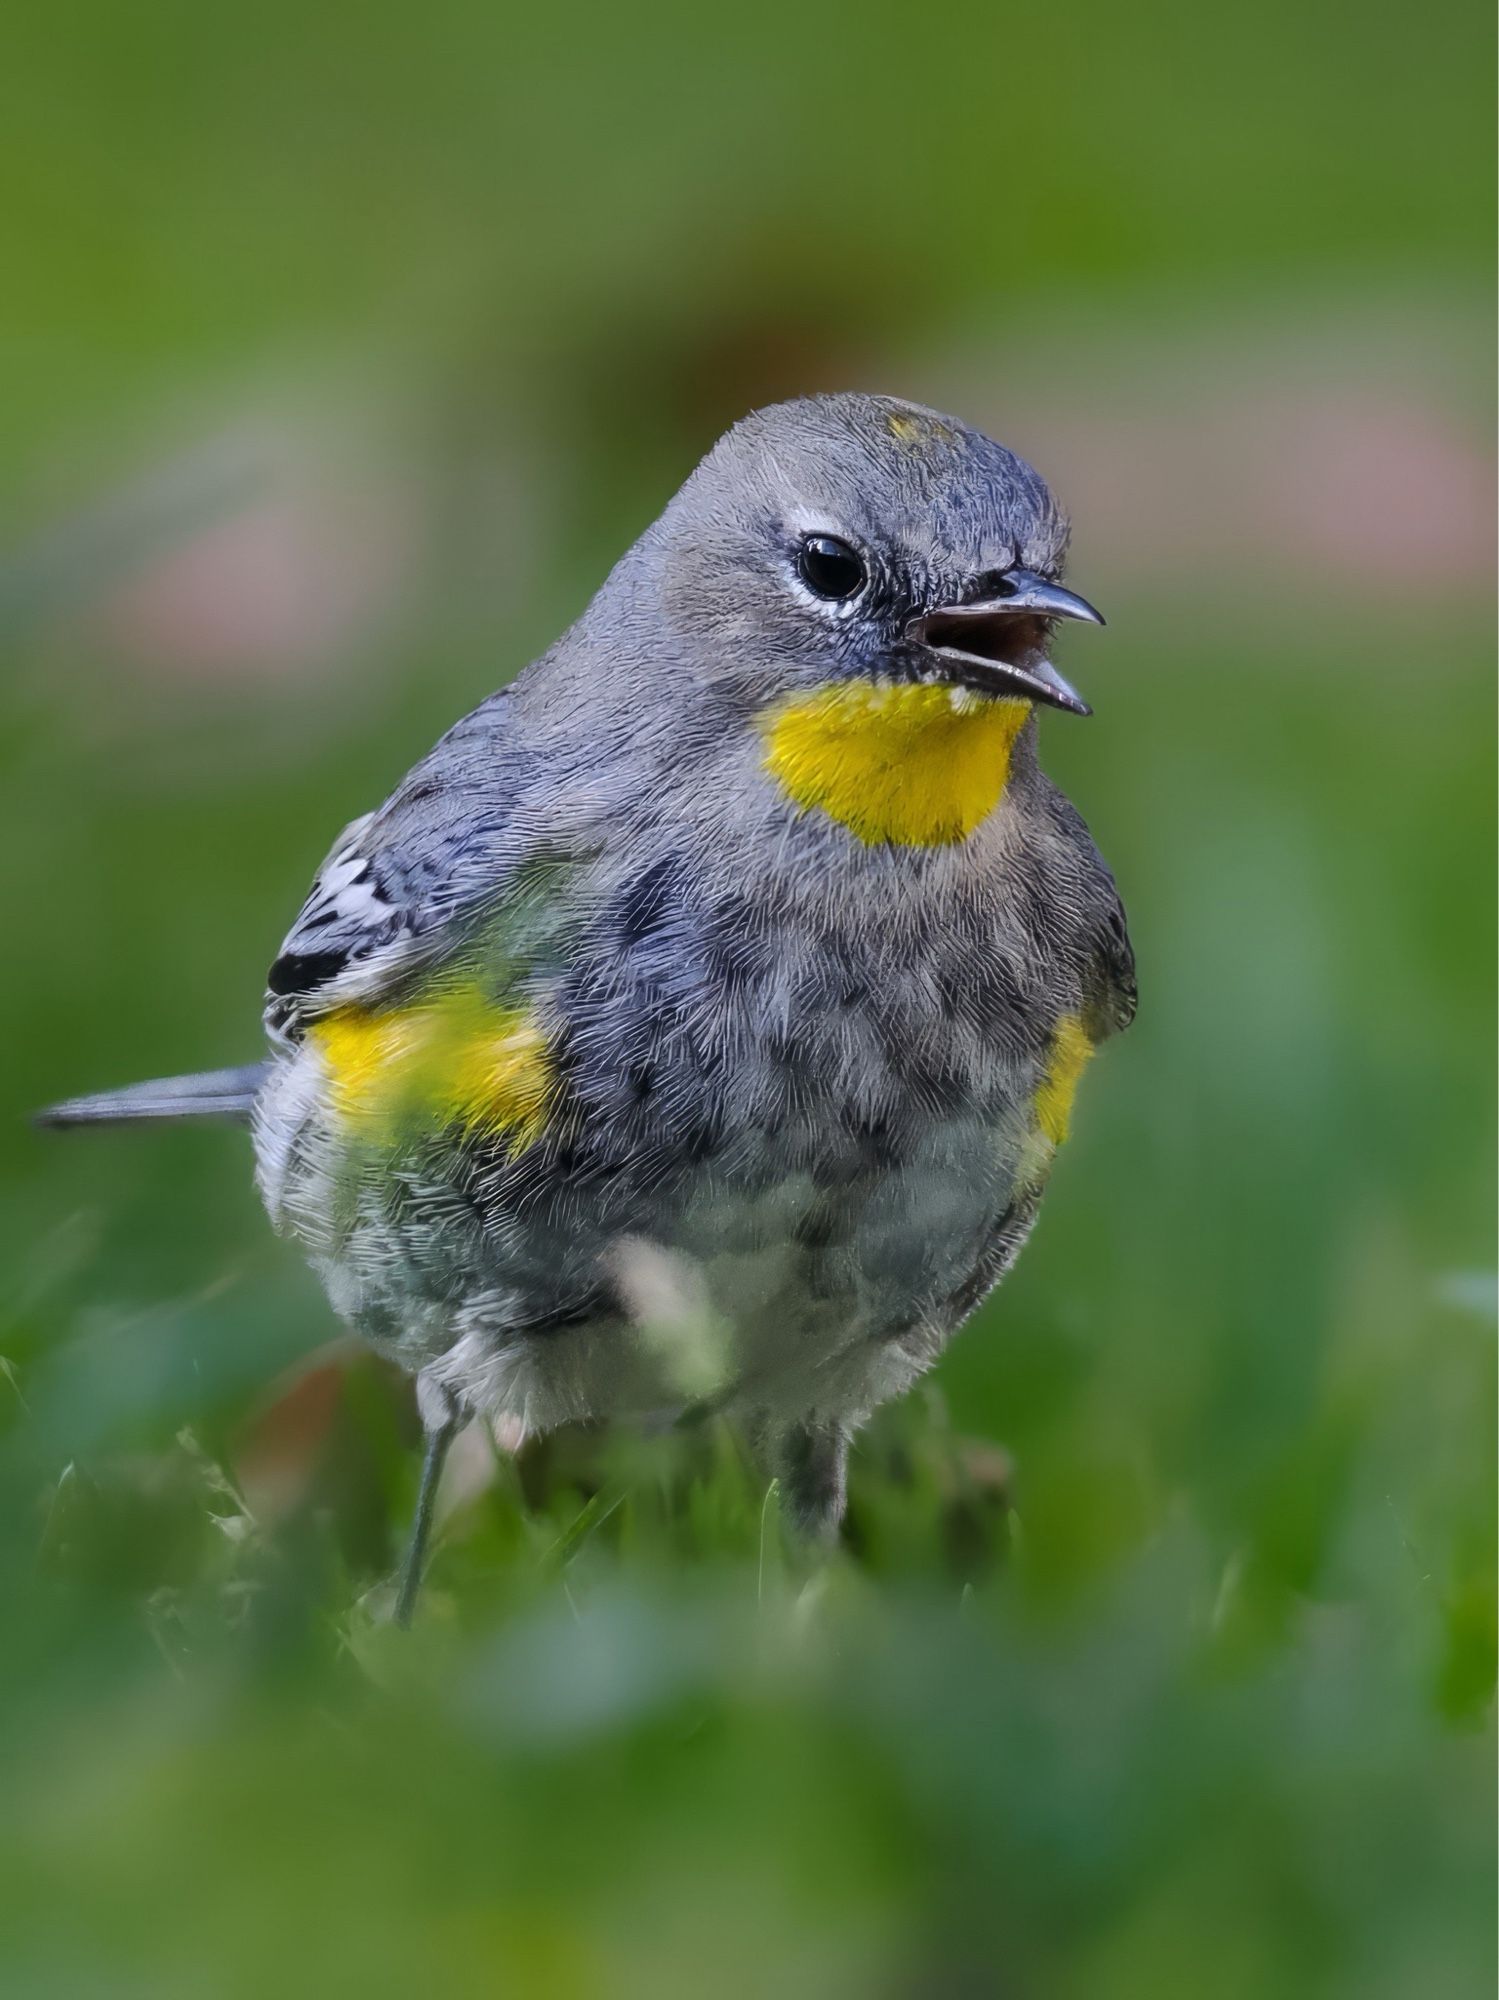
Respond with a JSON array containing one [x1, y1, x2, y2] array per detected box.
[[949, 310, 1494, 603], [103, 483, 415, 678]]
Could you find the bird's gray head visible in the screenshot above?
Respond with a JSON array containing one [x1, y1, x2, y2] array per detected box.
[[642, 392, 1104, 716]]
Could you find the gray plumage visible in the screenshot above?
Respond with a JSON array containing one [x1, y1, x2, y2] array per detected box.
[[42, 393, 1134, 1594], [37, 1064, 267, 1127]]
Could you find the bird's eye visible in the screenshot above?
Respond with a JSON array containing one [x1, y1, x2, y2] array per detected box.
[[797, 534, 867, 601]]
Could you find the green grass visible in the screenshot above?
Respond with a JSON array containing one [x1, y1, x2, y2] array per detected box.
[[0, 1352, 1492, 1997]]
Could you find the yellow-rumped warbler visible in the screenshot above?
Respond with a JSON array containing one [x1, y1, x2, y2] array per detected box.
[[41, 395, 1135, 1620]]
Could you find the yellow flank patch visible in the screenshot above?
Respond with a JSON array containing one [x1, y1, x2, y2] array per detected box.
[[1034, 1013, 1094, 1148], [761, 679, 1031, 846], [311, 981, 554, 1146]]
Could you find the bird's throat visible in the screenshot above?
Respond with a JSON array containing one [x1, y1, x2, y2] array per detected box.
[[760, 679, 1032, 846]]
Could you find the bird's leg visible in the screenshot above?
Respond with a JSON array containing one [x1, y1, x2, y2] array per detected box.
[[393, 1370, 459, 1628], [775, 1416, 851, 1545]]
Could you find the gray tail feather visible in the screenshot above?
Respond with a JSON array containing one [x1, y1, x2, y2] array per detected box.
[[35, 1064, 269, 1130]]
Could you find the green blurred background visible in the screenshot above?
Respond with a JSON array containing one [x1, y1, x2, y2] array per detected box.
[[2, 2, 1493, 1994]]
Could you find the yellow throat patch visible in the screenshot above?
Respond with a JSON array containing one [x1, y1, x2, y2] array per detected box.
[[761, 679, 1032, 846], [311, 980, 554, 1147]]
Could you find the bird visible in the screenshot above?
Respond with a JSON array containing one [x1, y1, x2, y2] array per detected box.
[[39, 393, 1136, 1622]]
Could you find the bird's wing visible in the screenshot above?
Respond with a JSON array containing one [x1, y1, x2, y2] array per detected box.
[[264, 688, 549, 1042], [1036, 777, 1137, 1043], [1082, 875, 1137, 1042]]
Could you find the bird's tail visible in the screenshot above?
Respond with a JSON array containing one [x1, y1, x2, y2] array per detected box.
[[35, 1064, 268, 1130]]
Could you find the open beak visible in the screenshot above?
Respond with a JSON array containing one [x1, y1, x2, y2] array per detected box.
[[905, 570, 1105, 716]]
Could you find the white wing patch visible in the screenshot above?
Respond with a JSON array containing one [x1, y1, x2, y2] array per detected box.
[[264, 817, 409, 1042], [311, 846, 391, 924]]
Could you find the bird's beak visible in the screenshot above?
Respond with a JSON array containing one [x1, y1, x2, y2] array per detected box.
[[906, 571, 1105, 716]]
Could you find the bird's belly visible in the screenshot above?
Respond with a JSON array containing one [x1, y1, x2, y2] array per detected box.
[[568, 1083, 1039, 1416], [258, 1004, 1055, 1430], [674, 1115, 1012, 1317], [392, 1106, 1038, 1433]]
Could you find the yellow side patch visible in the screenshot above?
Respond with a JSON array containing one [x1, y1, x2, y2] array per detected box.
[[762, 680, 1031, 846], [311, 981, 554, 1146], [1034, 1013, 1094, 1147]]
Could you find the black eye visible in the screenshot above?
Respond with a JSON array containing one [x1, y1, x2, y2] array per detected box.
[[797, 534, 867, 601]]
